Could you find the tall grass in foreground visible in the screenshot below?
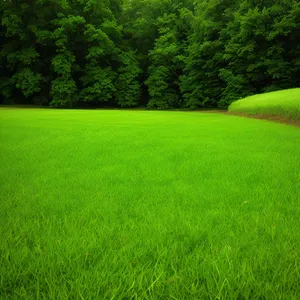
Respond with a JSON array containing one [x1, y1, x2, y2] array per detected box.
[[228, 88, 300, 120], [1, 109, 300, 299]]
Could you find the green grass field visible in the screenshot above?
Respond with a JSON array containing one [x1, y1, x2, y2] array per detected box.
[[1, 108, 300, 299], [228, 88, 300, 120]]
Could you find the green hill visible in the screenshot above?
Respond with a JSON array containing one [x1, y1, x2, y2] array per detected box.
[[228, 89, 300, 120]]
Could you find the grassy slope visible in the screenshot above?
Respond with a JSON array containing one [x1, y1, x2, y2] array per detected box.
[[228, 88, 300, 120], [1, 109, 300, 299]]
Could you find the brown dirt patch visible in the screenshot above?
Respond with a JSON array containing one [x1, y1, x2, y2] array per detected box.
[[225, 112, 300, 128]]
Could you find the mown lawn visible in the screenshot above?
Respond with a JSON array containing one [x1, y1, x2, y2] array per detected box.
[[1, 108, 300, 299], [229, 88, 300, 121]]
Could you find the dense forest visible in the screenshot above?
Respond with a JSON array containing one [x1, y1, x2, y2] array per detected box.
[[0, 0, 300, 109]]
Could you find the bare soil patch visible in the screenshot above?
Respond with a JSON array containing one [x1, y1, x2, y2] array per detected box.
[[226, 112, 300, 128]]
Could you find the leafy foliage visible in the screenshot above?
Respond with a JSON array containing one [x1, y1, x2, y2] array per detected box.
[[11, 69, 42, 98], [146, 9, 192, 109], [80, 67, 116, 104], [116, 50, 142, 107], [0, 0, 300, 108], [80, 19, 120, 105]]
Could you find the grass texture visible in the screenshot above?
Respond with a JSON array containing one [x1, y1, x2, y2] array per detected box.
[[1, 108, 300, 299], [228, 88, 300, 120]]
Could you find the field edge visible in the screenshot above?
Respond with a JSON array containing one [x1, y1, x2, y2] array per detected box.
[[226, 112, 300, 127]]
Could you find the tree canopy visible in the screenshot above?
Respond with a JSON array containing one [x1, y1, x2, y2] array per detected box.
[[1, 0, 299, 108]]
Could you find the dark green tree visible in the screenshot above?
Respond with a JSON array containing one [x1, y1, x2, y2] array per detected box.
[[181, 0, 238, 109], [50, 12, 86, 108], [0, 1, 43, 103], [145, 5, 193, 109], [0, 0, 299, 109], [116, 50, 142, 107], [220, 0, 300, 106]]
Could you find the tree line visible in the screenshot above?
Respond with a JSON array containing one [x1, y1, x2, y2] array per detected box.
[[1, 0, 299, 109]]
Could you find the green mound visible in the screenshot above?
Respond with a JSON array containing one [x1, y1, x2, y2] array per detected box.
[[228, 88, 300, 120]]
